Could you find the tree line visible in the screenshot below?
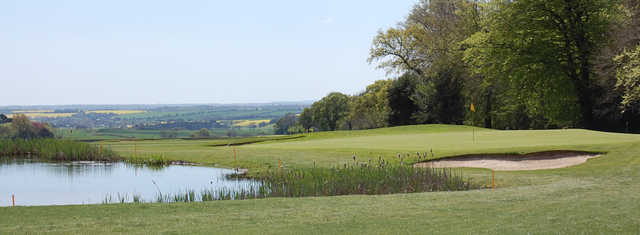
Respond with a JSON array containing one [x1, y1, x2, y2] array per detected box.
[[276, 0, 640, 133], [0, 114, 55, 139]]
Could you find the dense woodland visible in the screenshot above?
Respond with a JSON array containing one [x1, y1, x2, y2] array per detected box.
[[277, 0, 640, 133]]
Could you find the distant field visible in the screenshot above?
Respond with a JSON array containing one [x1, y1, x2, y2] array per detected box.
[[59, 128, 194, 140], [117, 106, 302, 122], [232, 119, 271, 127], [86, 110, 146, 115], [7, 109, 146, 118], [10, 110, 54, 113], [8, 113, 76, 118], [60, 126, 275, 140]]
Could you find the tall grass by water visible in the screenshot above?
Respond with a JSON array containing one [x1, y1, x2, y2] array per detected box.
[[0, 138, 119, 161], [127, 154, 171, 166], [138, 158, 477, 204], [252, 163, 475, 197]]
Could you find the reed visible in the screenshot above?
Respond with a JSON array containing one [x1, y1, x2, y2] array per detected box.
[[133, 159, 478, 204], [247, 160, 476, 197], [132, 194, 143, 203], [0, 138, 119, 161], [127, 153, 170, 166]]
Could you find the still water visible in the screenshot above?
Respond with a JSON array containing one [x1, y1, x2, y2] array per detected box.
[[0, 158, 259, 206]]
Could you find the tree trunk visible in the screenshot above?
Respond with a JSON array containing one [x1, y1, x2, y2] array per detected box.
[[484, 88, 492, 128], [576, 56, 594, 129]]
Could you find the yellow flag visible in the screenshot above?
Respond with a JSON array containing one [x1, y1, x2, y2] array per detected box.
[[470, 103, 476, 112]]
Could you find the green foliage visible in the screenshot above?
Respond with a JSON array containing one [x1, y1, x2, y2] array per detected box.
[[0, 124, 13, 138], [298, 108, 313, 130], [411, 68, 466, 124], [274, 113, 298, 134], [615, 44, 640, 111], [368, 27, 424, 75], [4, 114, 55, 139], [369, 0, 479, 127], [367, 0, 634, 130], [286, 124, 305, 134], [349, 80, 392, 130], [388, 73, 419, 125], [306, 92, 351, 131], [464, 0, 621, 128], [0, 114, 11, 124], [191, 128, 211, 138]]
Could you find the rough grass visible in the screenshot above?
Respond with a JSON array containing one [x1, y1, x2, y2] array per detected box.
[[2, 125, 640, 234], [0, 138, 119, 161]]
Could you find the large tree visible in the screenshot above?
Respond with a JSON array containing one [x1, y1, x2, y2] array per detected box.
[[465, 0, 621, 129], [615, 45, 640, 112], [387, 73, 420, 126], [307, 92, 351, 131], [274, 113, 298, 134], [591, 0, 640, 131], [349, 80, 393, 130], [370, 0, 481, 126], [9, 114, 54, 139]]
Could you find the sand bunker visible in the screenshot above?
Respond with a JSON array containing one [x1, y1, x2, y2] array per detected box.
[[414, 151, 600, 171]]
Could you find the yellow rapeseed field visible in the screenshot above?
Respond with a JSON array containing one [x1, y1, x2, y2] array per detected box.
[[86, 110, 146, 115], [232, 119, 271, 127], [9, 113, 75, 118], [12, 110, 54, 113]]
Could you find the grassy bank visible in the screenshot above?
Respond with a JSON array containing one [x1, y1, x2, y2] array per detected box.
[[0, 138, 119, 161], [2, 125, 640, 234]]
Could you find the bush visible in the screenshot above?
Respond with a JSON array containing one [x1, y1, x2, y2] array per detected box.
[[3, 114, 55, 139]]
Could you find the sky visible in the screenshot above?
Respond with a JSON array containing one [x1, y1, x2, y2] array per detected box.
[[0, 0, 417, 106]]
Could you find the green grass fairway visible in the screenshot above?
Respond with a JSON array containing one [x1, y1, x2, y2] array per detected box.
[[105, 125, 639, 172], [2, 125, 640, 234]]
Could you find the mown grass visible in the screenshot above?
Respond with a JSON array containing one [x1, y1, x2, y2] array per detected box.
[[2, 125, 640, 234], [105, 124, 640, 174], [205, 135, 304, 147]]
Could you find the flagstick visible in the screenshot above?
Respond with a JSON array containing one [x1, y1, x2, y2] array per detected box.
[[471, 103, 476, 143], [472, 120, 475, 143]]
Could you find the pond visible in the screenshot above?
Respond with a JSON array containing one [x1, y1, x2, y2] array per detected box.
[[0, 158, 259, 206]]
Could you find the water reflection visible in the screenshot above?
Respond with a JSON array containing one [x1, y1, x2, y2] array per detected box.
[[0, 158, 258, 206]]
